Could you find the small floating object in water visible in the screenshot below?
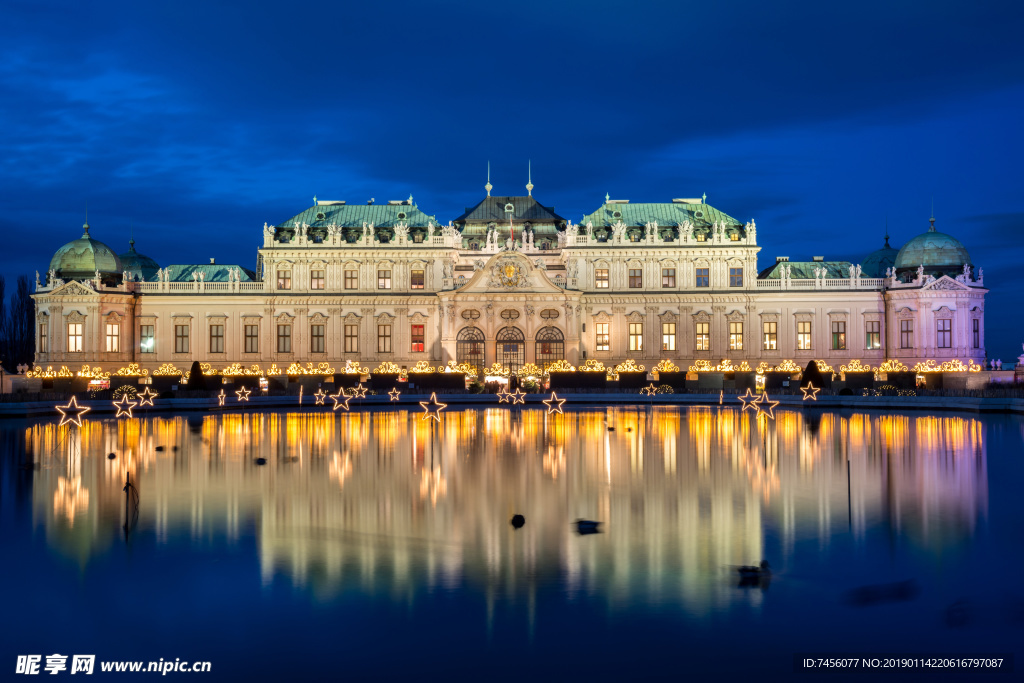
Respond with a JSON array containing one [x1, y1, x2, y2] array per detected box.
[[626, 427, 632, 432], [607, 427, 615, 431], [737, 560, 771, 578], [155, 446, 165, 452], [510, 514, 525, 529], [255, 457, 267, 466], [107, 452, 116, 460], [575, 519, 601, 535], [172, 446, 179, 452]]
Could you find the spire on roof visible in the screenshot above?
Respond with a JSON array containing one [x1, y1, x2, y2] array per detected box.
[[929, 198, 936, 232], [526, 160, 533, 196], [82, 201, 90, 237], [605, 192, 610, 203], [485, 161, 492, 197], [129, 220, 135, 250], [313, 195, 317, 206], [884, 216, 890, 247], [702, 192, 707, 204]]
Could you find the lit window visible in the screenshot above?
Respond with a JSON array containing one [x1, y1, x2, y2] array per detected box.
[[696, 268, 709, 288], [378, 270, 391, 290], [900, 320, 914, 349], [662, 322, 676, 351], [831, 321, 846, 350], [729, 322, 743, 350], [311, 324, 325, 353], [629, 269, 642, 288], [344, 270, 357, 290], [277, 325, 291, 353], [730, 232, 740, 241], [662, 268, 676, 288], [277, 270, 291, 290], [209, 324, 224, 353], [763, 322, 777, 350], [39, 324, 48, 353], [596, 323, 610, 351], [628, 323, 643, 351], [68, 323, 83, 353], [595, 269, 609, 288], [411, 269, 424, 290], [729, 267, 743, 287], [377, 324, 392, 353], [344, 324, 358, 353], [937, 318, 951, 348], [865, 321, 880, 350], [310, 269, 325, 290], [695, 322, 709, 351], [797, 321, 812, 350], [695, 232, 707, 242], [175, 324, 190, 354], [106, 323, 120, 353], [411, 324, 425, 352], [140, 325, 154, 353], [245, 324, 259, 353]]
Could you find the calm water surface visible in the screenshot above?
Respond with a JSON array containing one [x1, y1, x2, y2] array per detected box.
[[1, 406, 1022, 680]]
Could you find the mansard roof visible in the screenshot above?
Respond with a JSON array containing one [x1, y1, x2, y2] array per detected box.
[[163, 264, 256, 282], [275, 201, 438, 229], [454, 196, 566, 225], [758, 260, 852, 279], [581, 200, 743, 228]]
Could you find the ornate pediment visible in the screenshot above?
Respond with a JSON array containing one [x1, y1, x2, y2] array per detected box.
[[592, 310, 612, 322], [65, 310, 86, 323], [48, 280, 98, 298], [626, 310, 645, 323], [760, 312, 779, 322], [692, 309, 712, 323], [897, 306, 915, 318], [376, 312, 395, 323], [457, 252, 566, 295], [725, 309, 745, 321], [924, 276, 968, 291], [105, 311, 123, 323], [309, 312, 328, 324], [658, 310, 678, 323]]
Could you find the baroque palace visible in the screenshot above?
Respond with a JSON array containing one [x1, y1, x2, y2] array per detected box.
[[30, 178, 987, 380]]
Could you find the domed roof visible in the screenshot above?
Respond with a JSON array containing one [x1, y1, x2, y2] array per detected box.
[[894, 217, 972, 275], [49, 222, 123, 281], [861, 234, 900, 278], [119, 238, 160, 281]]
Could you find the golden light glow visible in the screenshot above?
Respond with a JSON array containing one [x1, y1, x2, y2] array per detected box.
[[774, 359, 801, 373], [579, 359, 606, 372], [313, 389, 327, 405], [755, 361, 772, 374], [26, 365, 73, 378], [410, 360, 435, 373], [221, 363, 264, 376], [654, 359, 680, 373], [545, 359, 576, 372], [217, 389, 226, 406], [509, 388, 527, 404], [517, 362, 545, 378], [497, 387, 512, 403], [542, 391, 566, 414], [419, 392, 447, 421], [284, 362, 336, 375], [373, 361, 402, 374], [840, 359, 872, 374], [801, 383, 820, 401], [640, 384, 658, 396], [153, 363, 183, 376], [114, 363, 150, 376], [113, 394, 137, 418], [911, 359, 983, 373], [235, 386, 251, 401], [877, 359, 909, 373], [56, 396, 90, 427], [76, 364, 110, 380], [388, 387, 401, 401], [753, 392, 779, 419], [615, 359, 645, 373], [348, 384, 368, 398], [483, 362, 512, 377], [342, 360, 368, 374], [330, 388, 351, 411], [737, 388, 758, 411]]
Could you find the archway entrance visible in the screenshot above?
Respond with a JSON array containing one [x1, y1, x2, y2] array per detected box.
[[496, 326, 525, 374], [456, 326, 485, 377], [535, 326, 564, 371]]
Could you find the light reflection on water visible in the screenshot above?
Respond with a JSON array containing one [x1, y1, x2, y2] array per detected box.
[[23, 407, 988, 611]]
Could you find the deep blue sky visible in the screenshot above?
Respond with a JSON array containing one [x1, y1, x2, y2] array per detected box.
[[2, 0, 1022, 358]]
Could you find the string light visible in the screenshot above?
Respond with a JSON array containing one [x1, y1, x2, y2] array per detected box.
[[56, 396, 90, 427], [331, 388, 351, 412], [137, 387, 157, 407], [640, 384, 657, 397], [497, 387, 512, 403], [509, 388, 526, 405], [235, 386, 251, 402], [351, 383, 368, 398], [419, 392, 447, 421], [388, 387, 401, 401], [113, 394, 137, 418], [313, 389, 327, 405], [737, 388, 758, 412], [217, 389, 226, 406], [801, 383, 820, 401], [542, 391, 566, 415], [753, 392, 779, 419]]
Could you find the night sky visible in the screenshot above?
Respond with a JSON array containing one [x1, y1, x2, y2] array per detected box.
[[2, 0, 1022, 359]]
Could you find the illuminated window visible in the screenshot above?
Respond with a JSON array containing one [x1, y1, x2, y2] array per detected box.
[[344, 270, 357, 290], [277, 325, 291, 353], [763, 321, 777, 350], [865, 321, 880, 349], [729, 267, 743, 287], [973, 319, 980, 349], [596, 323, 610, 351], [67, 323, 83, 353], [277, 270, 291, 290], [662, 322, 676, 351], [378, 270, 391, 289], [411, 324, 424, 352], [106, 323, 120, 353], [729, 322, 743, 350], [344, 324, 358, 353], [595, 268, 609, 288], [628, 269, 642, 288], [662, 268, 676, 288], [797, 321, 812, 350], [937, 318, 951, 348], [628, 322, 643, 351], [209, 324, 224, 354], [175, 325, 190, 354], [695, 232, 707, 242], [377, 324, 392, 353], [696, 268, 709, 288], [411, 269, 424, 290], [140, 325, 154, 353], [245, 324, 259, 353], [831, 321, 846, 350], [730, 232, 740, 241], [310, 269, 325, 290], [311, 324, 325, 353], [695, 322, 709, 351], [900, 320, 914, 349], [39, 324, 47, 353]]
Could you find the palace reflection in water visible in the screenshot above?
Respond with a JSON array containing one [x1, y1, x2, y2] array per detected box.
[[23, 407, 987, 614]]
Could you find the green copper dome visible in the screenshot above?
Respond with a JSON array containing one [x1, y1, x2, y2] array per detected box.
[[119, 239, 160, 281], [49, 222, 123, 281], [894, 218, 971, 277], [861, 235, 899, 277]]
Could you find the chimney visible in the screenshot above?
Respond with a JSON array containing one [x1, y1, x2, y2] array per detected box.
[[812, 256, 824, 262], [776, 256, 789, 263], [210, 258, 215, 265]]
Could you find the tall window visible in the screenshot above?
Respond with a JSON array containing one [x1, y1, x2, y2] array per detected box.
[[209, 324, 224, 353], [729, 267, 743, 287], [797, 321, 812, 350], [411, 324, 425, 352], [310, 269, 325, 290], [140, 325, 154, 353], [378, 270, 391, 289], [277, 270, 291, 290], [695, 268, 709, 288], [937, 319, 951, 348], [662, 268, 676, 288], [628, 269, 642, 288], [67, 323, 83, 353], [865, 321, 880, 350], [344, 270, 357, 290], [344, 324, 358, 353], [900, 320, 914, 349], [662, 322, 676, 351], [277, 325, 291, 353], [377, 324, 392, 353], [973, 319, 980, 349], [245, 324, 259, 353], [628, 323, 643, 351], [763, 321, 777, 350], [831, 321, 846, 350], [311, 324, 325, 353], [175, 324, 189, 354], [595, 269, 609, 288], [729, 322, 743, 350], [411, 269, 424, 290], [39, 324, 48, 353], [105, 323, 120, 352], [596, 323, 610, 351], [695, 322, 709, 351]]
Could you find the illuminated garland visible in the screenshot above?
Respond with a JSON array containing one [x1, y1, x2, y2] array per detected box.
[[876, 359, 908, 373], [26, 365, 73, 379], [284, 362, 337, 376], [755, 362, 772, 375], [579, 359, 606, 372], [911, 359, 984, 373], [221, 363, 263, 377], [152, 363, 183, 376], [653, 359, 680, 373], [517, 362, 544, 377], [689, 360, 713, 372], [409, 360, 435, 374], [342, 360, 368, 374], [373, 361, 402, 374], [545, 359, 576, 372], [839, 360, 872, 373], [76, 365, 110, 380], [266, 364, 282, 376], [615, 359, 646, 373], [113, 363, 149, 377], [442, 360, 476, 375], [775, 359, 801, 373], [736, 361, 752, 371], [483, 362, 511, 377]]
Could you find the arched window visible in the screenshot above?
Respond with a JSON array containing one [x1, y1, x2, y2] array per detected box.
[[535, 326, 564, 370], [496, 326, 525, 374], [457, 327, 485, 377]]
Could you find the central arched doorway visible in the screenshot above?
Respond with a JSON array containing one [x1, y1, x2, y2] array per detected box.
[[496, 326, 525, 374], [535, 326, 564, 371], [456, 326, 485, 377]]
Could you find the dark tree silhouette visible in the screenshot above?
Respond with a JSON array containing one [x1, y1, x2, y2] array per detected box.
[[801, 359, 824, 388]]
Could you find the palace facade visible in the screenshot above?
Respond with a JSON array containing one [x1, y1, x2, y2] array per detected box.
[[31, 184, 988, 377]]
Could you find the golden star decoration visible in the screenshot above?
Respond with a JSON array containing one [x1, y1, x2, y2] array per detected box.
[[217, 389, 226, 406], [388, 387, 401, 401], [351, 384, 368, 398], [137, 387, 157, 407], [313, 389, 328, 405], [542, 391, 566, 415], [56, 396, 90, 427], [737, 388, 759, 412], [419, 392, 447, 421], [497, 387, 512, 403], [331, 389, 352, 412], [753, 392, 780, 420], [510, 388, 527, 405], [640, 384, 657, 397], [801, 383, 820, 401], [235, 386, 251, 402], [113, 394, 137, 418]]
